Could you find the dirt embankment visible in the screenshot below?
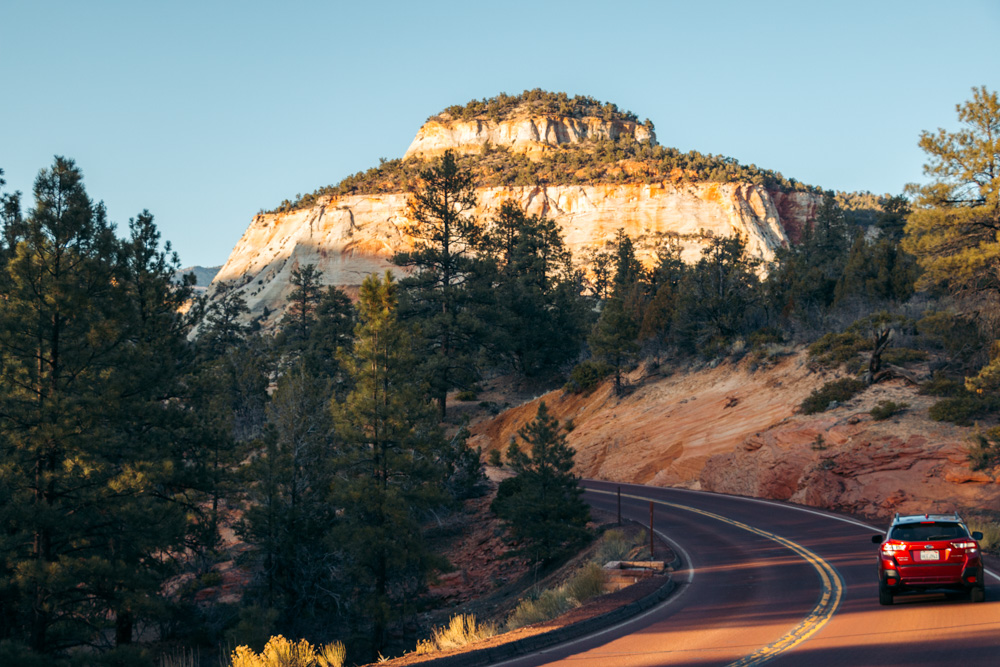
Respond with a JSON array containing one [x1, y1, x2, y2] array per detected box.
[[469, 352, 1000, 521]]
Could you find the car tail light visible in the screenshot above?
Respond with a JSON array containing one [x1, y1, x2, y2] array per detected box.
[[953, 540, 977, 550], [882, 542, 906, 553], [887, 578, 897, 585], [967, 575, 978, 583]]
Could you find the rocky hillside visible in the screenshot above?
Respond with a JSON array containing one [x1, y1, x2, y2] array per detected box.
[[467, 353, 999, 522], [209, 91, 821, 322]]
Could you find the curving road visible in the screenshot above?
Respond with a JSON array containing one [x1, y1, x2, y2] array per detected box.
[[496, 480, 1000, 667]]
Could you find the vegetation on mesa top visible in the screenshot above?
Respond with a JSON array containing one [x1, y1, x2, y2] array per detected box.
[[265, 89, 820, 214], [432, 89, 642, 123]]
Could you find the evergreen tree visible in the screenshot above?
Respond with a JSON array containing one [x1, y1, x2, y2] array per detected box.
[[491, 402, 590, 564], [303, 285, 356, 384], [278, 263, 324, 356], [588, 298, 640, 395], [393, 151, 485, 419], [674, 234, 763, 355], [478, 200, 590, 377], [330, 273, 447, 657], [767, 191, 851, 325], [903, 86, 1000, 301], [640, 236, 687, 354], [199, 281, 252, 361], [238, 363, 339, 631], [0, 158, 194, 652]]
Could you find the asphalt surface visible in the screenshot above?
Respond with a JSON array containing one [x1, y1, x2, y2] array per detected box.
[[493, 480, 1000, 667]]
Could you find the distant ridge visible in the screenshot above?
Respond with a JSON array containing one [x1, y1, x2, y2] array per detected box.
[[175, 265, 222, 292]]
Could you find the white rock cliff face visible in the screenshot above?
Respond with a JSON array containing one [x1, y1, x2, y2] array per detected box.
[[211, 181, 806, 323], [405, 115, 656, 160]]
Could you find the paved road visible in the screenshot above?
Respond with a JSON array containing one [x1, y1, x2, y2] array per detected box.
[[495, 480, 1000, 667]]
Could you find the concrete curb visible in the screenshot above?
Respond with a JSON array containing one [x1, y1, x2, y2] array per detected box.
[[414, 551, 681, 667]]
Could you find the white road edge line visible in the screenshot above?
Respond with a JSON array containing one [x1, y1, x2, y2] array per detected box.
[[589, 482, 1000, 583], [489, 527, 694, 667]]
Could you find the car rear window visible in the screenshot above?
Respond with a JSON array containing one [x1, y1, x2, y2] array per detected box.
[[890, 522, 969, 541]]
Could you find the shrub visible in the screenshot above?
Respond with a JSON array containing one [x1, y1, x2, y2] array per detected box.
[[230, 636, 345, 667], [415, 614, 497, 654], [870, 400, 909, 420], [800, 378, 867, 414], [967, 518, 1000, 551], [594, 528, 632, 564], [881, 348, 928, 365], [487, 449, 502, 467], [506, 588, 574, 630], [967, 427, 1000, 470], [807, 331, 869, 369], [919, 372, 966, 397], [565, 360, 612, 394], [506, 560, 610, 631], [565, 562, 606, 603], [928, 396, 995, 426], [455, 389, 478, 401]]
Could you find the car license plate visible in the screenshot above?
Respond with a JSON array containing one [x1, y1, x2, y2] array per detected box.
[[918, 550, 940, 561]]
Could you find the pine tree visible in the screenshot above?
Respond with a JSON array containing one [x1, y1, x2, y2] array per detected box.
[[674, 234, 763, 355], [588, 298, 640, 395], [238, 362, 339, 631], [330, 272, 448, 657], [0, 158, 195, 652], [491, 402, 590, 563], [478, 200, 590, 377], [903, 86, 1000, 300], [393, 151, 485, 419], [278, 263, 324, 356]]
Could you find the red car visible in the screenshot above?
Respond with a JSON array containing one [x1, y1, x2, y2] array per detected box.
[[872, 512, 985, 605]]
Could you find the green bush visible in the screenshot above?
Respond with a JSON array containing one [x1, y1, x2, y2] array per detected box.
[[967, 428, 1000, 471], [870, 400, 909, 420], [919, 372, 966, 397], [565, 562, 606, 603], [487, 449, 502, 467], [928, 396, 994, 426], [807, 331, 869, 368], [881, 348, 928, 365], [800, 378, 868, 414], [455, 389, 478, 401], [506, 588, 574, 630], [565, 360, 612, 394]]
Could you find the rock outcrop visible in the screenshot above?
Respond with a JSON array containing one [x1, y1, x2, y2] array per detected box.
[[404, 115, 655, 160], [467, 354, 1000, 521], [212, 181, 810, 322]]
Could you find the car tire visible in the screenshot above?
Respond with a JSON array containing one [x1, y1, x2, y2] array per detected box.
[[879, 581, 894, 606], [970, 586, 985, 603]]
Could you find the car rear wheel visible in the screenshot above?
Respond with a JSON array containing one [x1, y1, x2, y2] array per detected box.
[[970, 586, 985, 603], [879, 581, 894, 606]]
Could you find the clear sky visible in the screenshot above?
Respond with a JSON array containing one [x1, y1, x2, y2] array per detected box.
[[2, 1, 998, 269]]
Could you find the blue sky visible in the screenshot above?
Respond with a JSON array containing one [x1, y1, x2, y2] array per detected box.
[[2, 1, 998, 268]]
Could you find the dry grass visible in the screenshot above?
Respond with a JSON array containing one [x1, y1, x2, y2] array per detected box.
[[414, 614, 498, 654], [506, 561, 607, 631], [968, 519, 1000, 551], [229, 635, 346, 667]]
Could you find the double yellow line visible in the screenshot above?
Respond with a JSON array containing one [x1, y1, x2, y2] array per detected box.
[[592, 489, 844, 666]]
